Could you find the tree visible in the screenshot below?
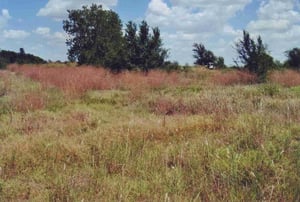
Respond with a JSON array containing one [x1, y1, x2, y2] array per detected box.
[[63, 4, 125, 71], [193, 43, 216, 66], [19, 48, 25, 55], [285, 48, 300, 69], [216, 57, 226, 68], [193, 43, 227, 68], [124, 20, 168, 72], [0, 49, 46, 66], [124, 21, 139, 70], [235, 30, 274, 82]]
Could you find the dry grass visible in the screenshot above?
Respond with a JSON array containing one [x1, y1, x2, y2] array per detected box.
[[210, 69, 257, 85], [269, 69, 300, 87], [8, 64, 190, 98], [1, 64, 300, 201]]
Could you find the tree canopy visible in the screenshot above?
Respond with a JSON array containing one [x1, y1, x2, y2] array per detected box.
[[63, 5, 168, 72], [63, 4, 124, 71], [285, 48, 300, 70], [0, 49, 46, 68], [124, 21, 168, 72], [235, 30, 275, 81], [193, 43, 225, 68]]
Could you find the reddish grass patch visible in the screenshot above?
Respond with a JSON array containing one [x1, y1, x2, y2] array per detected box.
[[8, 64, 190, 98], [210, 70, 257, 85], [269, 70, 300, 87], [13, 91, 46, 112]]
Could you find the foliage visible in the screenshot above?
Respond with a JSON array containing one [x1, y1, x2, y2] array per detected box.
[[285, 48, 300, 70], [0, 49, 46, 68], [63, 4, 125, 71], [193, 43, 216, 67], [124, 21, 168, 72], [235, 30, 275, 82], [193, 43, 226, 68]]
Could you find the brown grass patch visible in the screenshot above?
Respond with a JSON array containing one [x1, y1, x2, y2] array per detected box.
[[8, 64, 190, 98], [269, 70, 300, 87], [210, 70, 257, 85], [12, 91, 46, 112]]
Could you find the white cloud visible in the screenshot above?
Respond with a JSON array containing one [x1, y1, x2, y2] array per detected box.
[[37, 0, 118, 20], [34, 27, 67, 44], [34, 27, 51, 36], [246, 0, 300, 61], [146, 0, 251, 64], [0, 9, 11, 29], [3, 29, 30, 39]]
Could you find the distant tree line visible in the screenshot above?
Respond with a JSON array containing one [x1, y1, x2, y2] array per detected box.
[[0, 48, 46, 69], [2, 4, 300, 84], [193, 31, 300, 82]]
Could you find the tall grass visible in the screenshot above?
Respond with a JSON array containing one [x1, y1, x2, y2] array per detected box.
[[8, 64, 189, 98], [1, 65, 300, 201], [269, 69, 300, 87], [210, 69, 257, 85]]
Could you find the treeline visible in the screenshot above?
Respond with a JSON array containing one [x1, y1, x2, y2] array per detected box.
[[62, 4, 300, 81], [193, 31, 300, 82], [63, 4, 177, 72], [2, 4, 300, 83], [0, 48, 46, 69]]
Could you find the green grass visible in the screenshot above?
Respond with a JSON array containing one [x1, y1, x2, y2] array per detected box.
[[0, 69, 300, 201]]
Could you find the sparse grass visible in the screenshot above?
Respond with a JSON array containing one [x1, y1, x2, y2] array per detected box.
[[0, 66, 299, 201]]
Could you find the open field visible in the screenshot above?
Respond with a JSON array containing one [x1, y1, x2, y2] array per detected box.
[[0, 64, 300, 201]]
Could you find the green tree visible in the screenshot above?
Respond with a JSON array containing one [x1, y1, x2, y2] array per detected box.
[[124, 21, 139, 70], [235, 30, 274, 82], [285, 48, 300, 69], [216, 57, 226, 68], [124, 20, 168, 72], [193, 43, 226, 68], [63, 4, 125, 71]]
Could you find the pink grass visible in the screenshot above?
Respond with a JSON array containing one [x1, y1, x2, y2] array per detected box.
[[269, 70, 300, 87]]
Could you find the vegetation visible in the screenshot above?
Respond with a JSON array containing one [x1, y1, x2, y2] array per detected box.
[[0, 49, 46, 69], [193, 43, 225, 68], [235, 30, 275, 82], [0, 64, 299, 201], [63, 4, 124, 71], [0, 4, 300, 201], [63, 5, 167, 72], [285, 48, 300, 70], [124, 21, 168, 72]]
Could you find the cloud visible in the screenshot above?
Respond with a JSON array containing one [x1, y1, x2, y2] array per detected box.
[[3, 29, 30, 39], [37, 0, 118, 20], [246, 0, 300, 61], [0, 9, 11, 29], [34, 27, 51, 36], [146, 0, 251, 64], [34, 27, 67, 44]]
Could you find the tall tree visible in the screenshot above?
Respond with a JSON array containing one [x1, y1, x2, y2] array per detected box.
[[124, 21, 138, 70], [285, 48, 300, 69], [235, 30, 274, 82], [63, 4, 124, 71], [124, 20, 168, 72], [193, 43, 217, 67]]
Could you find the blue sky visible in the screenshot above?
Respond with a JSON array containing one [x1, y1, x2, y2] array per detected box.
[[0, 0, 300, 65]]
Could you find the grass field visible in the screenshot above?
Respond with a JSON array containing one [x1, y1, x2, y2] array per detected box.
[[0, 64, 300, 201]]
